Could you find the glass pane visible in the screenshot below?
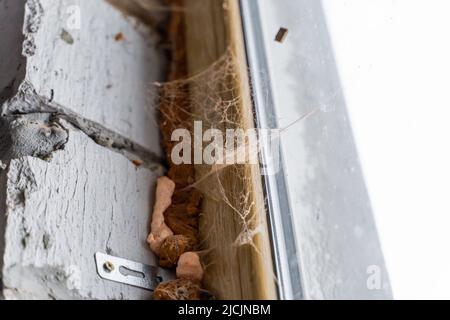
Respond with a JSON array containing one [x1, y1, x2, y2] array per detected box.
[[242, 0, 450, 299]]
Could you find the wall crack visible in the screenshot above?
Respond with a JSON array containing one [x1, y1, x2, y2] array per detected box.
[[1, 81, 164, 172]]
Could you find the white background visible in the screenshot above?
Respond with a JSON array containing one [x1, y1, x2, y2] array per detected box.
[[322, 0, 450, 299]]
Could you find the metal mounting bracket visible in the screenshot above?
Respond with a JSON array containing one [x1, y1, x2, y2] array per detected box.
[[95, 252, 174, 291]]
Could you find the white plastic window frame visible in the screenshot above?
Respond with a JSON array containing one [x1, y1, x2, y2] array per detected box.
[[240, 0, 392, 300]]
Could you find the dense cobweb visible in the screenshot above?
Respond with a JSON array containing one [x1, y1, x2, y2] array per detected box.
[[148, 48, 268, 266]]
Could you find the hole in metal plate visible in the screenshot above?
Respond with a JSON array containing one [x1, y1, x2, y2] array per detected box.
[[119, 266, 145, 279]]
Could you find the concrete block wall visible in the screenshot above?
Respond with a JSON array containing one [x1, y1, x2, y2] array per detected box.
[[0, 0, 166, 299]]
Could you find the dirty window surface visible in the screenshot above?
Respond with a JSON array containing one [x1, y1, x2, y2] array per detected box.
[[244, 0, 450, 299]]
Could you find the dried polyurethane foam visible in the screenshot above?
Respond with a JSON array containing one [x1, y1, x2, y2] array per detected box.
[[147, 176, 175, 255], [176, 252, 204, 282]]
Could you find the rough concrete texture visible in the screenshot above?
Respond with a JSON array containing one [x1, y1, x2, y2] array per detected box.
[[19, 0, 165, 153], [2, 81, 163, 169], [0, 114, 68, 161], [2, 123, 162, 300], [0, 0, 167, 299]]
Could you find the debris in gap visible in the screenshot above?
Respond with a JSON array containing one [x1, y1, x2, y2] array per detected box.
[[148, 0, 213, 301], [147, 0, 281, 300], [275, 27, 288, 43]]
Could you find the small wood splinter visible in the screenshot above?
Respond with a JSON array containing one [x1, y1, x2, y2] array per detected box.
[[275, 27, 289, 43]]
